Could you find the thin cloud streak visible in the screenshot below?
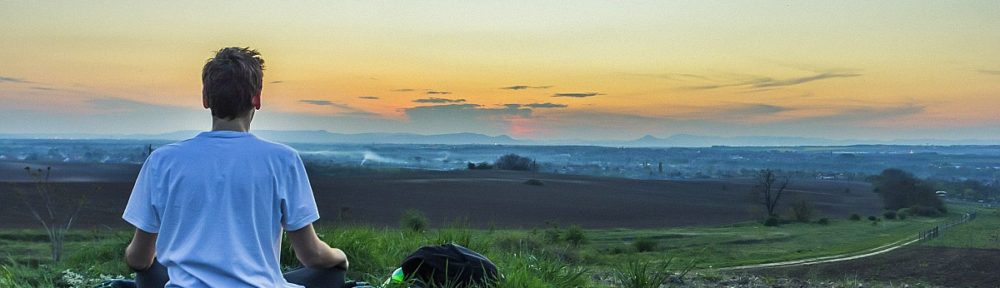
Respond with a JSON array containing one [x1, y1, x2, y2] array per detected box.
[[358, 96, 379, 100], [413, 97, 465, 103], [299, 99, 379, 117], [621, 72, 713, 82], [752, 72, 861, 88], [684, 72, 861, 90], [426, 90, 451, 95], [300, 99, 334, 106], [500, 85, 552, 90], [504, 102, 568, 109], [0, 76, 31, 83], [552, 92, 602, 98]]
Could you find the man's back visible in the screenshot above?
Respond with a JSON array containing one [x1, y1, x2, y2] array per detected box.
[[123, 130, 318, 287]]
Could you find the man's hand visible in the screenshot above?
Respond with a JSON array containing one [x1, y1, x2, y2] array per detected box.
[[287, 224, 349, 269], [125, 228, 158, 271]]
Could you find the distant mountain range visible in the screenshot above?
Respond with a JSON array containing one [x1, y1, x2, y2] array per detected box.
[[620, 134, 997, 147], [0, 130, 996, 147]]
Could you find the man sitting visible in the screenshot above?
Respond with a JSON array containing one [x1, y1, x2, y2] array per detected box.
[[122, 47, 348, 287]]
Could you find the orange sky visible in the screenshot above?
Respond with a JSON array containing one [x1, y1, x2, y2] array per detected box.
[[1, 1, 999, 140]]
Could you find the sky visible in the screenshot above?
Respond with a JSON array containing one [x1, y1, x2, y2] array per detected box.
[[1, 1, 999, 141]]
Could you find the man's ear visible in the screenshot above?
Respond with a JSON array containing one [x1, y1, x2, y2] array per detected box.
[[203, 95, 210, 109], [251, 92, 261, 110]]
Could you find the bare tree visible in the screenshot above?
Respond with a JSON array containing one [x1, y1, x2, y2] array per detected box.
[[755, 169, 789, 217], [14, 166, 88, 262]]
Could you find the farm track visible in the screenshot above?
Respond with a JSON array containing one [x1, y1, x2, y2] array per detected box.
[[721, 236, 921, 271]]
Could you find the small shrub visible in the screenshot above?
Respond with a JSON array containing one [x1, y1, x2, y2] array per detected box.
[[816, 218, 830, 225], [898, 213, 908, 220], [897, 207, 911, 217], [523, 179, 544, 186], [633, 237, 658, 252], [608, 246, 629, 255], [849, 214, 862, 221], [790, 200, 814, 223], [495, 154, 535, 171], [763, 216, 781, 227], [543, 223, 562, 244], [909, 205, 945, 217], [400, 209, 429, 233], [494, 233, 543, 253], [869, 216, 881, 226], [611, 260, 676, 288], [563, 225, 587, 247], [883, 210, 897, 220], [542, 246, 581, 264], [505, 255, 589, 287], [468, 162, 493, 170]]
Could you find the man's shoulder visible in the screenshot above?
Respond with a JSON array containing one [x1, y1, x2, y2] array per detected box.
[[144, 139, 191, 161], [247, 135, 300, 157], [147, 135, 300, 161]]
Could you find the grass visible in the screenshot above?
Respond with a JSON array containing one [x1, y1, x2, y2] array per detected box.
[[0, 206, 973, 287], [584, 214, 950, 269], [921, 202, 1000, 250]]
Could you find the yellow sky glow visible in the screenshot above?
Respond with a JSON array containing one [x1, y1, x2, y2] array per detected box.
[[1, 1, 998, 140]]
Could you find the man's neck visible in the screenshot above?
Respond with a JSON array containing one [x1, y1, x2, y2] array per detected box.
[[211, 115, 252, 132]]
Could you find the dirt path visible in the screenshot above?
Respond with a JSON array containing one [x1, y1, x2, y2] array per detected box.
[[721, 236, 922, 271], [723, 211, 976, 271]]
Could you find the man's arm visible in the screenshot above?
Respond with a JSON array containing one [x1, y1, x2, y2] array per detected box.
[[286, 224, 348, 269], [125, 229, 158, 271]]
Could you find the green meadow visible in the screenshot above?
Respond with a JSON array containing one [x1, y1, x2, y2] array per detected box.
[[3, 204, 984, 287]]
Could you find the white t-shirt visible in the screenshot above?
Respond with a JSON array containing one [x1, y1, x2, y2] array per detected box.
[[123, 130, 319, 288]]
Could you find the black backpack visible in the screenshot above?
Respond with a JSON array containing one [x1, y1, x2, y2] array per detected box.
[[400, 244, 499, 287]]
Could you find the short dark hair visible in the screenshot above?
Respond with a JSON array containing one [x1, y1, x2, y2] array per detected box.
[[202, 47, 264, 120]]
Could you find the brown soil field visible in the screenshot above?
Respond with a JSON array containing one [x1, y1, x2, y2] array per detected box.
[[749, 246, 1000, 288], [0, 161, 141, 182], [0, 163, 881, 229]]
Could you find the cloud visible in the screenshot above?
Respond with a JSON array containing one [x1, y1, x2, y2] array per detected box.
[[721, 104, 790, 116], [751, 72, 861, 88], [504, 102, 568, 109], [667, 103, 793, 122], [0, 76, 30, 83], [392, 88, 416, 92], [622, 73, 712, 81], [30, 86, 56, 91], [685, 72, 861, 90], [358, 96, 380, 100], [403, 103, 533, 135], [552, 92, 602, 98], [413, 97, 465, 103], [686, 83, 743, 90], [300, 99, 334, 106], [979, 69, 1000, 75], [426, 90, 451, 95], [270, 80, 284, 84], [820, 104, 925, 122], [299, 99, 379, 117], [500, 85, 552, 90], [87, 98, 170, 112], [404, 104, 531, 119]]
